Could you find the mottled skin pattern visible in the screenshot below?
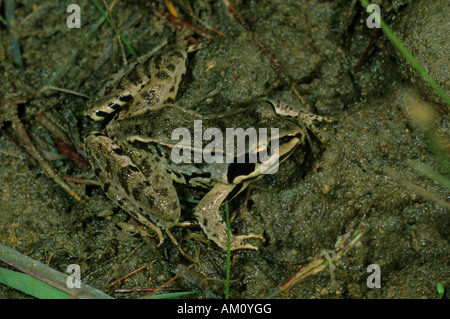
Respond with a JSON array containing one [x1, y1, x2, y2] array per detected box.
[[85, 46, 187, 122], [84, 47, 187, 244], [84, 46, 324, 251], [85, 132, 180, 230]]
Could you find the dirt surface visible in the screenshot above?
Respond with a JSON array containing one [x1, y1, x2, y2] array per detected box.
[[0, 0, 448, 299]]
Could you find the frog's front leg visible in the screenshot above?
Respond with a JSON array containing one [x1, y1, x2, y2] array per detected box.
[[194, 183, 264, 251]]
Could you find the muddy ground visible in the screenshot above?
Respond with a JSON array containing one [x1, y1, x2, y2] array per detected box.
[[0, 0, 448, 299]]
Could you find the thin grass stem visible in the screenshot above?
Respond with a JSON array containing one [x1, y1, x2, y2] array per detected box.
[[359, 0, 450, 105], [225, 204, 231, 299], [91, 0, 138, 58]]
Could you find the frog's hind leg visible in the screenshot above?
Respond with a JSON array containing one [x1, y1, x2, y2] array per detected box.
[[84, 132, 181, 246], [194, 183, 264, 251]]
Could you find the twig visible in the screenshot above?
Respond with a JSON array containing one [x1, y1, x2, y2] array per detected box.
[[184, 1, 226, 37], [46, 86, 90, 99], [164, 0, 179, 18], [163, 11, 214, 40], [3, 130, 37, 163], [353, 28, 381, 75], [35, 112, 90, 168], [144, 264, 192, 298], [105, 242, 145, 287], [108, 265, 146, 288], [102, 0, 128, 68], [147, 1, 214, 41], [0, 242, 113, 299], [13, 120, 84, 203], [114, 287, 158, 293], [264, 228, 364, 298], [62, 175, 101, 186]]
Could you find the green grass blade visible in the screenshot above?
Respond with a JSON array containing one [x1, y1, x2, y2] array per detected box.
[[409, 161, 450, 189], [90, 0, 138, 58], [436, 282, 445, 299], [179, 196, 201, 204], [424, 130, 450, 175], [0, 242, 113, 299], [0, 267, 71, 299], [225, 204, 231, 299], [147, 290, 201, 299], [359, 0, 450, 105], [43, 0, 138, 90]]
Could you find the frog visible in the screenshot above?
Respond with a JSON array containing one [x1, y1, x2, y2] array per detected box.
[[84, 45, 325, 251]]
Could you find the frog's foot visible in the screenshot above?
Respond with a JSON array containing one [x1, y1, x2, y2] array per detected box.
[[131, 210, 165, 247], [265, 98, 333, 143], [227, 233, 265, 251], [194, 183, 264, 251], [298, 112, 334, 143]]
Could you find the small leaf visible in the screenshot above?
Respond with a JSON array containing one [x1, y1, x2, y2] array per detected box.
[[437, 283, 445, 299]]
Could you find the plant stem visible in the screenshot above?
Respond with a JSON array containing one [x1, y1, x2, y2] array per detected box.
[[225, 204, 231, 299], [359, 0, 449, 105]]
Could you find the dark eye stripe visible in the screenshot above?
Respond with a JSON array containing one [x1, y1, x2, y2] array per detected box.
[[95, 110, 110, 118], [127, 165, 140, 172], [226, 153, 256, 184], [118, 95, 133, 102], [107, 102, 121, 110], [89, 132, 105, 137], [112, 148, 125, 156]]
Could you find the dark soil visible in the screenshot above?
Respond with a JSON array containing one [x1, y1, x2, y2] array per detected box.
[[0, 0, 448, 299]]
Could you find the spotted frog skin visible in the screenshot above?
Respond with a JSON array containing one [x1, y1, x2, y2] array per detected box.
[[84, 46, 319, 251]]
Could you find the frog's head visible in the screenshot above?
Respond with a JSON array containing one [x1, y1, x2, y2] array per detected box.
[[227, 99, 306, 184]]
